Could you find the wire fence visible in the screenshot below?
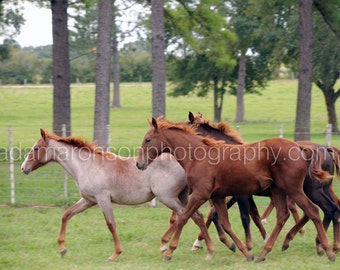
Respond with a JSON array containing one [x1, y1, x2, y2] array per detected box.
[[0, 124, 338, 206]]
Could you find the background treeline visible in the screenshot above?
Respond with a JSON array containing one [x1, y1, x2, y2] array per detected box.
[[0, 40, 152, 84]]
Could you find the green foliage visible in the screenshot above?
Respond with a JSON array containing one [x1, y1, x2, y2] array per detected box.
[[120, 41, 152, 82]]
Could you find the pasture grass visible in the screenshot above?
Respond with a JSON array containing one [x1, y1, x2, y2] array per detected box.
[[0, 80, 340, 204], [0, 204, 339, 270], [0, 81, 340, 268]]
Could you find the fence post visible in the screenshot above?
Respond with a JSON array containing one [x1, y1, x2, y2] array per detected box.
[[279, 124, 284, 138], [8, 126, 15, 204], [61, 124, 68, 199], [326, 124, 332, 147], [236, 125, 241, 135]]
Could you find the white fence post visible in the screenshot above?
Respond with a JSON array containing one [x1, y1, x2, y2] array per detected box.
[[326, 124, 332, 147], [61, 124, 68, 198], [279, 124, 283, 138], [8, 126, 15, 204]]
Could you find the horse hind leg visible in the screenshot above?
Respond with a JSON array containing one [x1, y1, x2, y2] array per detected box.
[[333, 211, 340, 253], [256, 187, 290, 262], [212, 197, 254, 261], [287, 196, 305, 234], [288, 192, 335, 261], [58, 198, 96, 257], [160, 211, 177, 252], [282, 213, 309, 251], [248, 196, 268, 242]]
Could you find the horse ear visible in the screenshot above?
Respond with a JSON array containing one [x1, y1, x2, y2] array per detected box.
[[188, 111, 194, 123], [40, 129, 47, 140], [151, 117, 158, 130]]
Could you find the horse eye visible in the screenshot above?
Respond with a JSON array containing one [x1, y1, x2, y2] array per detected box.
[[145, 139, 151, 143]]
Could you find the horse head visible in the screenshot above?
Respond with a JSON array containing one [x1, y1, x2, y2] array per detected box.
[[21, 129, 55, 174]]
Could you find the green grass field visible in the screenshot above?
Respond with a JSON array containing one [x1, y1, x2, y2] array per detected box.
[[0, 81, 340, 269], [0, 80, 339, 205], [0, 204, 339, 270]]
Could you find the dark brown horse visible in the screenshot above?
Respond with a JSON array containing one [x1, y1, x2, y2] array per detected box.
[[136, 117, 336, 262], [187, 112, 340, 254]]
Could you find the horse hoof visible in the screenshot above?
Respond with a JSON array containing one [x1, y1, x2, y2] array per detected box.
[[282, 244, 289, 251], [255, 256, 266, 263], [329, 255, 336, 262], [162, 255, 172, 261], [246, 254, 254, 261], [191, 246, 202, 251], [60, 249, 67, 258], [205, 253, 213, 260], [230, 243, 236, 253], [160, 245, 168, 253], [317, 250, 324, 256]]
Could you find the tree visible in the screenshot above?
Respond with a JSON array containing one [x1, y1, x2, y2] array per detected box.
[[93, 0, 113, 150], [0, 0, 25, 61], [294, 0, 313, 141], [112, 2, 121, 108], [51, 0, 71, 136], [151, 0, 166, 118], [165, 1, 237, 122], [313, 13, 340, 134], [314, 0, 340, 38]]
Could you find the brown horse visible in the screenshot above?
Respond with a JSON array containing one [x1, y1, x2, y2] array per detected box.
[[187, 112, 340, 254], [21, 129, 210, 261], [136, 117, 336, 262]]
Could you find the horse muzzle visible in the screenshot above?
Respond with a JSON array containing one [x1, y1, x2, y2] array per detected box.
[[21, 166, 31, 175], [136, 161, 147, 171]]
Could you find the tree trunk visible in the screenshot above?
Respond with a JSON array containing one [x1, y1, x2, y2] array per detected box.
[[324, 89, 340, 134], [93, 0, 113, 150], [213, 77, 222, 122], [111, 2, 121, 108], [235, 50, 246, 123], [51, 0, 71, 136], [151, 0, 166, 118], [294, 0, 313, 141]]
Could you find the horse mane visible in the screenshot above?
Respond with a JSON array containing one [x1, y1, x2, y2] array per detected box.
[[196, 120, 245, 144], [155, 117, 224, 146], [44, 130, 113, 157]]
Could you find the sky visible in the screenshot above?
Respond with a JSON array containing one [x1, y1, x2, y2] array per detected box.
[[15, 1, 143, 48], [16, 2, 52, 47]]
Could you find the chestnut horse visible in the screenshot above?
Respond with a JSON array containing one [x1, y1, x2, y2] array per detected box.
[[21, 129, 209, 261], [136, 117, 336, 262], [187, 112, 340, 254]]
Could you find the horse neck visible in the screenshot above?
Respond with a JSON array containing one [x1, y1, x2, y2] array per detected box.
[[163, 129, 209, 170], [48, 140, 92, 180]]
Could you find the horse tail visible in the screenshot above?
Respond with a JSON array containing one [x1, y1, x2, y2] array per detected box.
[[327, 145, 340, 177], [300, 146, 333, 181]]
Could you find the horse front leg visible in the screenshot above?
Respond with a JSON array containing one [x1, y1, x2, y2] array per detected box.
[[192, 204, 235, 252], [58, 198, 95, 257], [97, 199, 123, 261], [163, 195, 212, 261]]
